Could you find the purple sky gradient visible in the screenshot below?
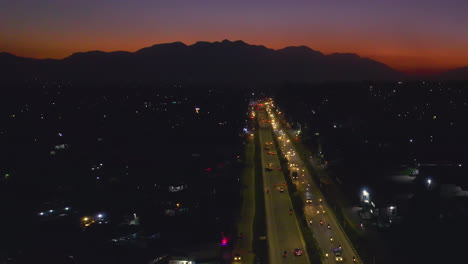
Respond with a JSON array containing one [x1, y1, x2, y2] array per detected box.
[[2, 0, 467, 73]]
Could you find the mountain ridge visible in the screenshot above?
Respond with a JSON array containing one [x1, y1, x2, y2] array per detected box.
[[0, 40, 416, 83], [436, 66, 468, 81]]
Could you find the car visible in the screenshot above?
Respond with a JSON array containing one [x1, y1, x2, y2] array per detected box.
[[291, 171, 298, 180], [233, 254, 242, 262], [279, 187, 284, 192], [333, 247, 343, 262], [294, 248, 303, 256]]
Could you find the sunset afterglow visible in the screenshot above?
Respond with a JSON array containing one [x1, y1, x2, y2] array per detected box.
[[2, 0, 467, 74]]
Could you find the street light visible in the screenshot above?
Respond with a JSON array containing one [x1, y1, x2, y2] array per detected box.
[[362, 189, 370, 203], [389, 206, 396, 216]]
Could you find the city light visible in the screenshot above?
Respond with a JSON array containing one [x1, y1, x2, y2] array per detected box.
[[10, 49, 465, 263], [362, 189, 370, 203]]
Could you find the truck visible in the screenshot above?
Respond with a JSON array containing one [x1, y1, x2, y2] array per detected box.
[[305, 192, 313, 204]]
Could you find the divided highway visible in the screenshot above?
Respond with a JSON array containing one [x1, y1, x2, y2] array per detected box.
[[257, 110, 310, 264], [266, 104, 362, 264]]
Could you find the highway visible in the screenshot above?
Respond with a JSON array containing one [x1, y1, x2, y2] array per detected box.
[[265, 104, 362, 264], [257, 110, 310, 264]]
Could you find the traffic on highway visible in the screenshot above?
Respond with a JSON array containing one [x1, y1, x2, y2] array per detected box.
[[258, 109, 310, 264], [234, 100, 362, 264], [256, 99, 362, 264]]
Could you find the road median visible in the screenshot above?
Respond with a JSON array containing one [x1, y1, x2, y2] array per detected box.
[[277, 115, 368, 264], [270, 129, 323, 264]]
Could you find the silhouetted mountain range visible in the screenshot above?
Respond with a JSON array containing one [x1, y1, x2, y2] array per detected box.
[[2, 39, 464, 83], [436, 66, 468, 81]]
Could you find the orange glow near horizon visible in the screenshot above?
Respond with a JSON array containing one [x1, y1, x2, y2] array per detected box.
[[2, 0, 468, 75], [3, 36, 467, 75]]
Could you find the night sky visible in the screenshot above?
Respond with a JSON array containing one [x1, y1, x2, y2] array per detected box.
[[2, 0, 467, 74]]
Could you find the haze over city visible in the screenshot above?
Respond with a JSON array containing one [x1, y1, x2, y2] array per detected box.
[[2, 0, 468, 75]]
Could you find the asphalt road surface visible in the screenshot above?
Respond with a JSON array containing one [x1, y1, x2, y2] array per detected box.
[[266, 106, 362, 264], [231, 137, 256, 264], [257, 111, 310, 264]]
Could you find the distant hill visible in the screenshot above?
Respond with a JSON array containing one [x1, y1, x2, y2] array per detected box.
[[1, 40, 404, 83], [437, 67, 468, 81]]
